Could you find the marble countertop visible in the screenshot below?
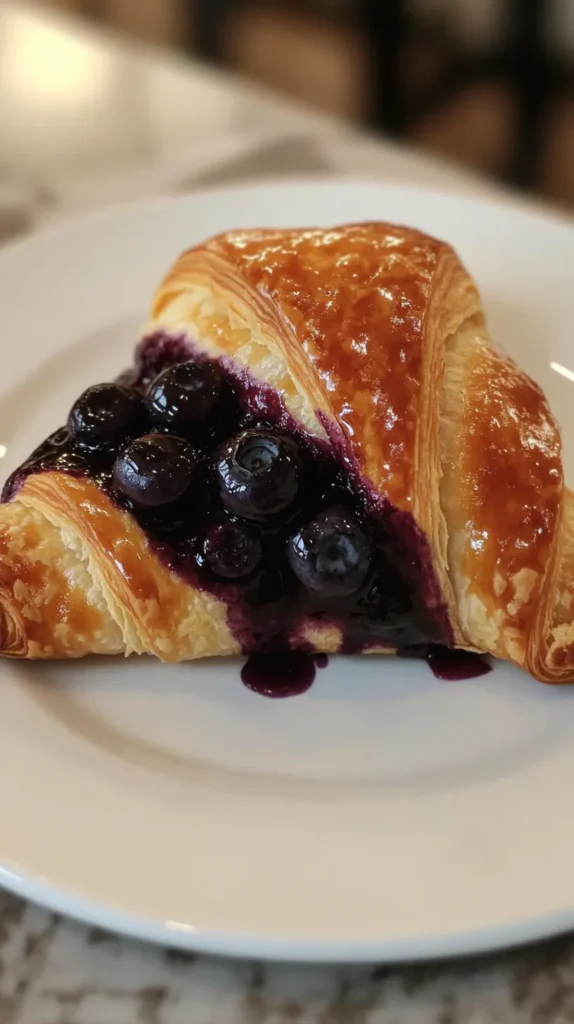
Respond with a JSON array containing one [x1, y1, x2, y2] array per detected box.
[[1, 3, 573, 1022], [2, 889, 574, 1023]]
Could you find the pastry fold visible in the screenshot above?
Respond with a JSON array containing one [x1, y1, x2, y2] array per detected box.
[[0, 222, 571, 682]]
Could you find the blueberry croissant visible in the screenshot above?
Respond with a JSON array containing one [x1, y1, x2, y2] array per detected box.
[[0, 222, 570, 683]]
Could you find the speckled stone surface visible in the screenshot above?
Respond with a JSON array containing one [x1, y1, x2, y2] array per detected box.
[[1, 891, 574, 1024]]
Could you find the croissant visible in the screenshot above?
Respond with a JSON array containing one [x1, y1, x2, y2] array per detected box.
[[0, 221, 570, 684]]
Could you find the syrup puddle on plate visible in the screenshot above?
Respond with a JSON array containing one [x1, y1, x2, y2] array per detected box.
[[241, 652, 329, 697], [241, 647, 491, 698]]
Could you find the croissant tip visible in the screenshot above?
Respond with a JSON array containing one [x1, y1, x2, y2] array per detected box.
[[0, 598, 26, 658]]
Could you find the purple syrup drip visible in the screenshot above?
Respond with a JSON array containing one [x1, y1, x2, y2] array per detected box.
[[425, 646, 492, 680], [399, 643, 491, 680], [241, 651, 319, 697], [241, 645, 490, 699]]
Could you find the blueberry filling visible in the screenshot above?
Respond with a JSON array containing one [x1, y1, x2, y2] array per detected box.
[[145, 361, 222, 429], [68, 383, 141, 447], [3, 331, 462, 668], [202, 517, 263, 580], [113, 434, 196, 508], [215, 428, 302, 522], [287, 505, 371, 598]]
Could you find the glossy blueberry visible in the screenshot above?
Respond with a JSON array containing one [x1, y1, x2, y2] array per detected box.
[[287, 505, 371, 598], [215, 429, 301, 521], [68, 384, 140, 447], [202, 518, 262, 579], [113, 434, 196, 508], [145, 361, 222, 428]]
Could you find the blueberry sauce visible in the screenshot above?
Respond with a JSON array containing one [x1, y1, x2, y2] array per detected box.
[[399, 643, 491, 680], [241, 651, 321, 698], [2, 330, 486, 684], [426, 646, 491, 681]]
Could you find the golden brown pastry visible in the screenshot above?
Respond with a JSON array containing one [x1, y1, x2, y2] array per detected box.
[[0, 221, 570, 682]]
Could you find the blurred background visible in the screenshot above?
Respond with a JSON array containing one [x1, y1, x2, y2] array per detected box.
[[30, 0, 574, 211]]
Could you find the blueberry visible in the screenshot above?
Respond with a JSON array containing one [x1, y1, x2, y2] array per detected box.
[[145, 361, 222, 428], [113, 434, 196, 508], [287, 506, 371, 598], [68, 384, 141, 447], [202, 518, 262, 579], [215, 429, 301, 521]]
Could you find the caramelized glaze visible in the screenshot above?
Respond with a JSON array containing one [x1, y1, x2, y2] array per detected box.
[[186, 224, 445, 511], [456, 346, 562, 658]]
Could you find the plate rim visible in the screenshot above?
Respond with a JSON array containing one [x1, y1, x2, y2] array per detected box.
[[2, 173, 573, 268], [1, 862, 573, 963]]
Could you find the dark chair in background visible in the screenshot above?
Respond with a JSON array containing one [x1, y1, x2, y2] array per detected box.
[[189, 0, 573, 190], [361, 0, 566, 189]]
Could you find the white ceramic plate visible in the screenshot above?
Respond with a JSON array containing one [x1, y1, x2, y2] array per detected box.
[[1, 181, 574, 963]]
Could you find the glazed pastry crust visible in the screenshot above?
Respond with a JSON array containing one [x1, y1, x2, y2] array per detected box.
[[0, 222, 571, 681], [0, 473, 238, 661]]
